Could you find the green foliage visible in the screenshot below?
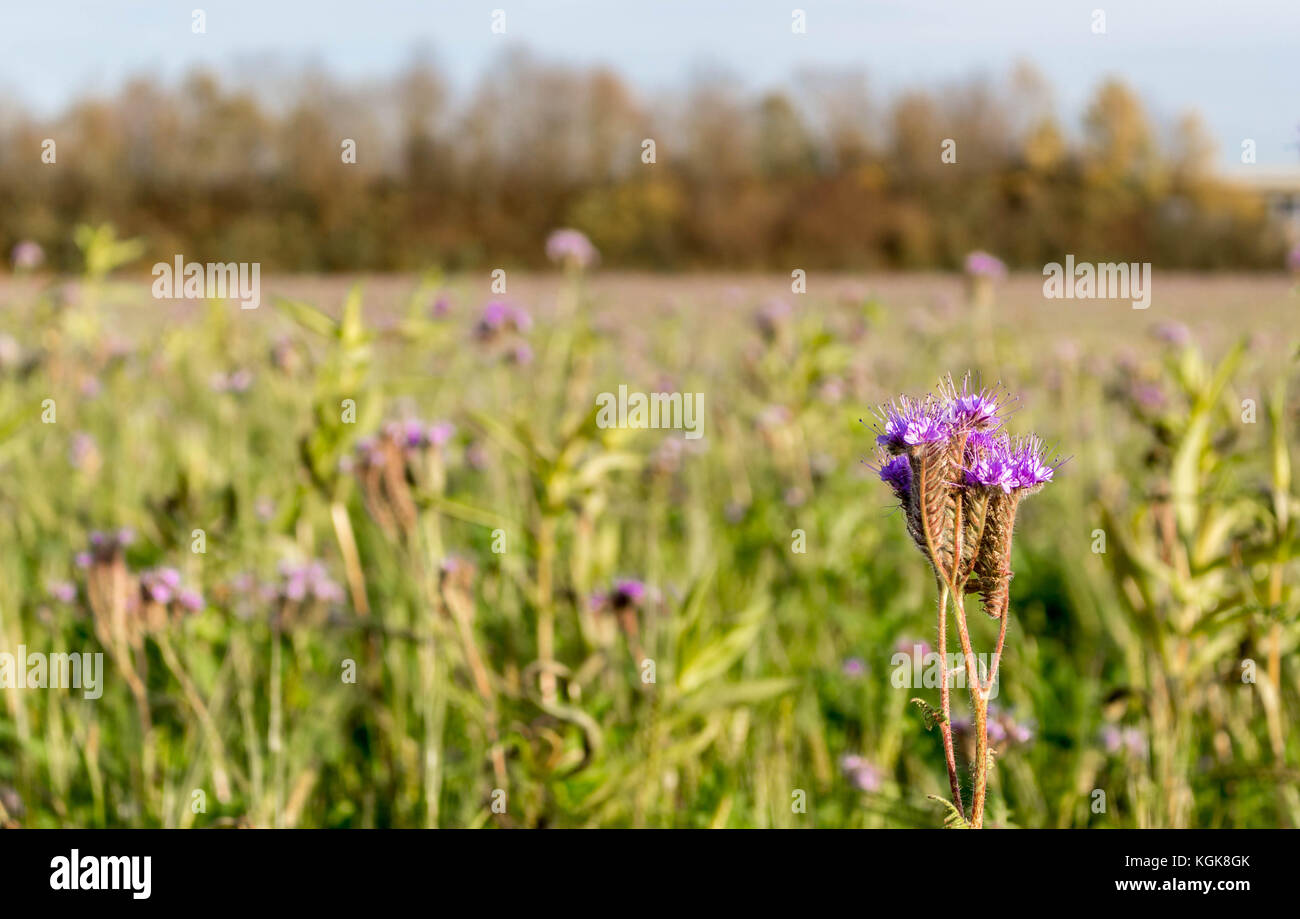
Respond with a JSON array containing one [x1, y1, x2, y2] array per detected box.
[[0, 256, 1296, 828]]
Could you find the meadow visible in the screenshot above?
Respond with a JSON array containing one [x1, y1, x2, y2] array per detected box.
[[1, 233, 1297, 828]]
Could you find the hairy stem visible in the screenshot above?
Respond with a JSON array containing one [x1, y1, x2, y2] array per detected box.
[[936, 579, 964, 819]]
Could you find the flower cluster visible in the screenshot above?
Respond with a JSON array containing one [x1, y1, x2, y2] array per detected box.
[[350, 418, 456, 542], [475, 300, 532, 339], [140, 567, 205, 613], [75, 531, 206, 646], [473, 300, 534, 365], [869, 374, 1060, 828], [870, 374, 1060, 620]]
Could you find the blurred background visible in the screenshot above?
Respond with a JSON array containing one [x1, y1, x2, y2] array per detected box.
[[2, 0, 1299, 270], [0, 2, 1297, 829]]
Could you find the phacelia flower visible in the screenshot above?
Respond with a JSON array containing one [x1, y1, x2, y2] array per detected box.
[[873, 397, 949, 452], [545, 228, 598, 269], [48, 581, 77, 604], [963, 438, 1016, 493], [964, 250, 1007, 280], [591, 578, 648, 613], [1007, 435, 1059, 491], [839, 754, 882, 792], [1150, 320, 1191, 348], [276, 560, 344, 606], [877, 454, 913, 498], [940, 378, 1007, 432], [11, 240, 44, 271]]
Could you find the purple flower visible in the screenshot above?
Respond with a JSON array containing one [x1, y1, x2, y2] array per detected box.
[[1008, 435, 1058, 490], [842, 657, 867, 678], [877, 454, 912, 498], [1287, 243, 1300, 273], [591, 578, 648, 613], [942, 380, 1006, 431], [428, 421, 455, 447], [1151, 321, 1191, 348], [962, 432, 1059, 494], [276, 559, 342, 605], [545, 228, 598, 269], [839, 754, 882, 792], [964, 250, 1007, 280], [11, 240, 43, 270], [476, 301, 532, 339], [874, 397, 949, 451], [177, 588, 205, 612], [48, 580, 77, 604], [141, 568, 180, 605], [964, 450, 1015, 493], [612, 579, 646, 607]]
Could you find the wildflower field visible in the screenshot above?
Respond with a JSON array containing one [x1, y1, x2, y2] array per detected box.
[[0, 233, 1298, 829]]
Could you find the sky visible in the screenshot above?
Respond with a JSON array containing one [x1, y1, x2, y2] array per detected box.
[[2, 0, 1297, 168]]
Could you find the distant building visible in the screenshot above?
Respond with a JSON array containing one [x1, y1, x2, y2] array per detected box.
[[1221, 166, 1300, 242]]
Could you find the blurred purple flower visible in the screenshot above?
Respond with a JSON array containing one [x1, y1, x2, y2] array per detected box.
[[1151, 320, 1191, 348], [11, 240, 43, 271], [964, 251, 1007, 281], [545, 228, 598, 269], [839, 754, 882, 792]]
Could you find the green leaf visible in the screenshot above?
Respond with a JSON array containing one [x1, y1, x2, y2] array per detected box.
[[273, 296, 339, 338]]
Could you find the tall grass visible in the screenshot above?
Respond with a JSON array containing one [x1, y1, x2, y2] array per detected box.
[[0, 236, 1296, 827]]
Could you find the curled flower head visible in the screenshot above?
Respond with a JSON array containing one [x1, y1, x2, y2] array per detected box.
[[546, 228, 598, 269], [962, 435, 1016, 493], [873, 397, 949, 453], [1007, 435, 1060, 492], [940, 376, 1008, 432], [877, 454, 913, 498]]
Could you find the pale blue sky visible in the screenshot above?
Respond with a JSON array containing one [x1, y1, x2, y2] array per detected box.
[[2, 0, 1297, 166]]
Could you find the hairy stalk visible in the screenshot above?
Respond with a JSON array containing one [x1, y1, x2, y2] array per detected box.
[[936, 579, 964, 819], [949, 587, 989, 827]]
